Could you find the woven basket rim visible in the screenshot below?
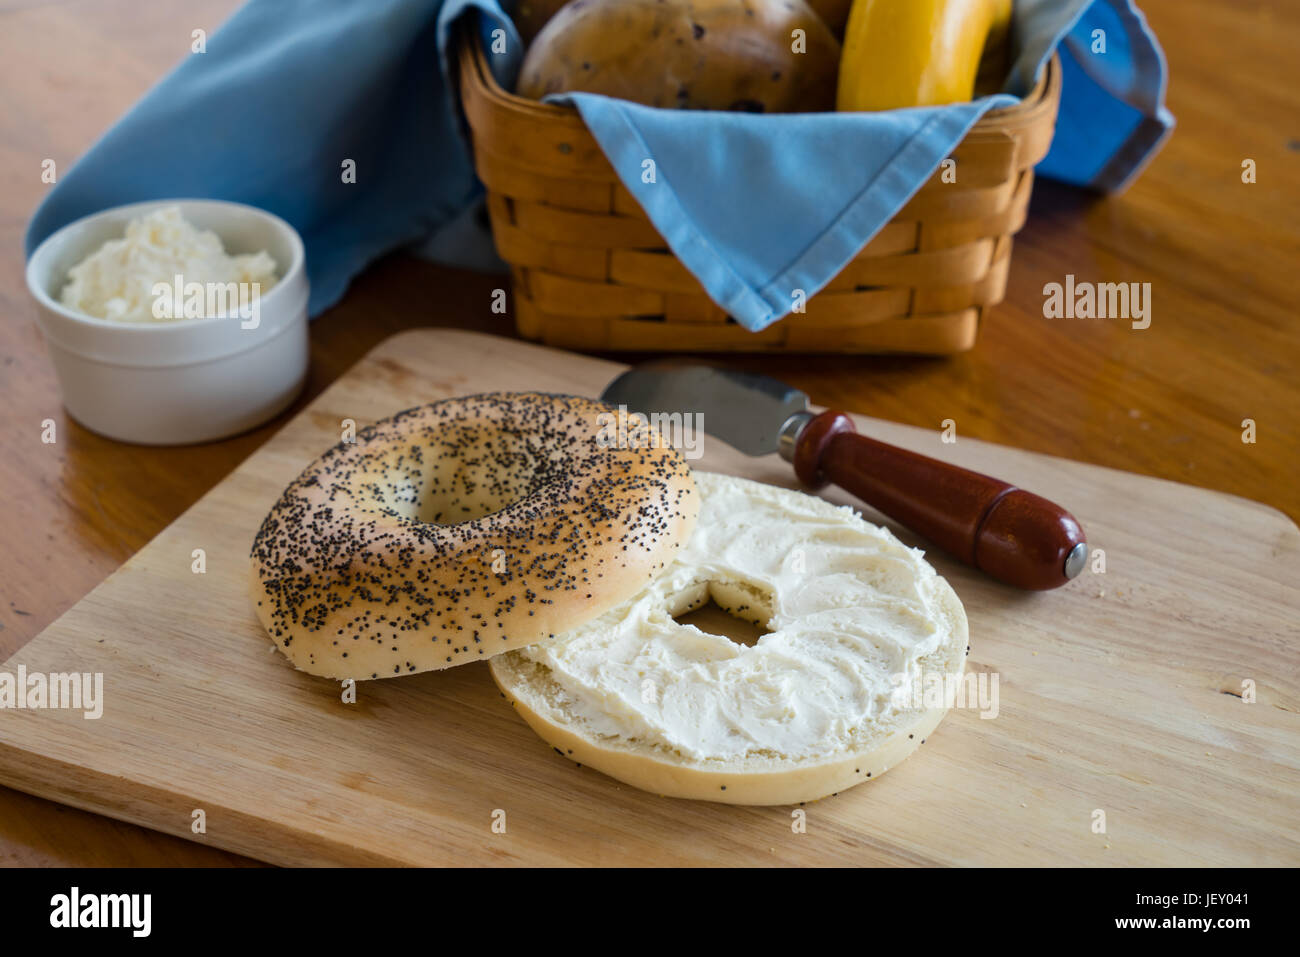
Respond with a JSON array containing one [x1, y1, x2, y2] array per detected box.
[[460, 21, 1061, 133]]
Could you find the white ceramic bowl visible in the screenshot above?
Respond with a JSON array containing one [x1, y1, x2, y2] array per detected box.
[[26, 198, 309, 445]]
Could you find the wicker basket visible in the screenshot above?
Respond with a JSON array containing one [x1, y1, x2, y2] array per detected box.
[[457, 29, 1061, 354]]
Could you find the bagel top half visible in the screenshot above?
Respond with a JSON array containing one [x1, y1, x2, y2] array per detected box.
[[250, 392, 697, 680]]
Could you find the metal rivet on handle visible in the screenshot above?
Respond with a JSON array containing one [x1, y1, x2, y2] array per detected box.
[[777, 411, 815, 464], [1064, 542, 1089, 580]]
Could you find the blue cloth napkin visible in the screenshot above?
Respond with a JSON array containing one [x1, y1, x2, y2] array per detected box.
[[26, 0, 1173, 330]]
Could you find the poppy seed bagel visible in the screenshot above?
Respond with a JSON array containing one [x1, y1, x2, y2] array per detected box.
[[250, 392, 698, 680]]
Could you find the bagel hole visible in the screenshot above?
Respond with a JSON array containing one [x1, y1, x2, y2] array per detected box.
[[413, 430, 539, 524], [670, 580, 772, 648]]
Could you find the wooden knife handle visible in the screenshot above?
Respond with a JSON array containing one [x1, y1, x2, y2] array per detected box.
[[793, 411, 1087, 590]]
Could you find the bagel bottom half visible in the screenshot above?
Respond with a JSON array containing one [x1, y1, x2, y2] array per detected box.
[[490, 472, 969, 806]]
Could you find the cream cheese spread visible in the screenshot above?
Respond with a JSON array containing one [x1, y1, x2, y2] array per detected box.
[[59, 206, 278, 322], [519, 471, 954, 761]]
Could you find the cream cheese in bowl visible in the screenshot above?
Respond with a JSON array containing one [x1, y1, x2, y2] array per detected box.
[[26, 199, 309, 445], [59, 206, 280, 324]]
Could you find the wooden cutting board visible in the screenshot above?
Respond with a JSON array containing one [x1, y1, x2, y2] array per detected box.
[[2, 329, 1297, 866]]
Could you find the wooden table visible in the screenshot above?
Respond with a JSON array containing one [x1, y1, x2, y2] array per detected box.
[[1, 0, 1295, 866]]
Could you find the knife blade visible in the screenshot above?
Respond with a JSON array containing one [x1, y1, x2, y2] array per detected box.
[[601, 361, 808, 457], [601, 362, 1088, 591]]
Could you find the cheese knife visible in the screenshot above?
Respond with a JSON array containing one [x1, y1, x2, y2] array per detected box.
[[601, 362, 1088, 590]]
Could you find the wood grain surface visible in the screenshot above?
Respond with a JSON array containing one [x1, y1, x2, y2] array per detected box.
[[1, 329, 1296, 867], [0, 0, 1297, 864]]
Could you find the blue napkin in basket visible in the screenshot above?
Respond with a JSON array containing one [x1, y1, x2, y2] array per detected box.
[[26, 0, 1173, 330]]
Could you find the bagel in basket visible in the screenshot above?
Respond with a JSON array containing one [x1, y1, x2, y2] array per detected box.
[[517, 0, 841, 113], [250, 393, 697, 680], [490, 471, 969, 805]]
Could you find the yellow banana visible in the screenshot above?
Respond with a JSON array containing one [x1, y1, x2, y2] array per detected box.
[[837, 0, 1013, 111]]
